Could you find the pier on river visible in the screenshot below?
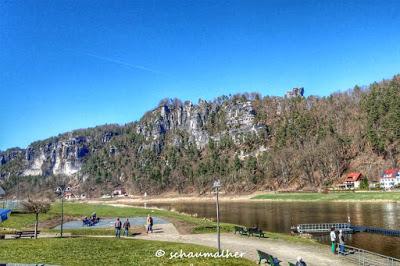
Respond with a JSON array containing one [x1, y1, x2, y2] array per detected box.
[[291, 222, 400, 237]]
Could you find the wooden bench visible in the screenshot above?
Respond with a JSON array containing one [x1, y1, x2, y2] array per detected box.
[[248, 227, 265, 238], [234, 226, 244, 234], [257, 250, 281, 265], [257, 249, 270, 264], [267, 255, 282, 266], [234, 226, 249, 236], [13, 230, 40, 239]]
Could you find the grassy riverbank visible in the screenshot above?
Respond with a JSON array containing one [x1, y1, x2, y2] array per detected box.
[[1, 202, 234, 234], [1, 202, 316, 245], [252, 191, 400, 202], [0, 202, 331, 265], [0, 237, 254, 265]]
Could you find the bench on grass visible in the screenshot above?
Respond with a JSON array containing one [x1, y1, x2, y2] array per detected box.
[[13, 230, 40, 239], [257, 250, 281, 265], [248, 227, 265, 238], [234, 226, 249, 236]]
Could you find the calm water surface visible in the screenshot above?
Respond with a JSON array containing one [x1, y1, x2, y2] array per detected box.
[[142, 201, 400, 258]]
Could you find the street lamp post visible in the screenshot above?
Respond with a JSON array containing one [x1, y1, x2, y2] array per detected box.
[[55, 185, 71, 238], [213, 179, 221, 254]]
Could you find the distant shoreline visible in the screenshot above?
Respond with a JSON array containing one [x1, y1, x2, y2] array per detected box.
[[86, 191, 400, 204]]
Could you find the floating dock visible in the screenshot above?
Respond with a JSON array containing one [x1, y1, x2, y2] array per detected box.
[[351, 226, 400, 237], [291, 223, 400, 237], [291, 223, 353, 234]]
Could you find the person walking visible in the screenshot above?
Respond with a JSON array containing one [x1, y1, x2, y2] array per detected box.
[[123, 218, 131, 237], [146, 214, 153, 234], [115, 217, 122, 238], [330, 227, 337, 254], [338, 229, 345, 254]]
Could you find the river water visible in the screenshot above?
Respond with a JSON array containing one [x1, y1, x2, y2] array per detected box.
[[142, 201, 400, 259]]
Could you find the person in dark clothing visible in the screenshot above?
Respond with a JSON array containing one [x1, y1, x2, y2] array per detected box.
[[123, 218, 131, 236], [338, 229, 345, 254], [115, 218, 122, 238], [146, 214, 153, 233]]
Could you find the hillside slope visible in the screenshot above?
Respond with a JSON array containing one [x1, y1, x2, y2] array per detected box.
[[1, 75, 399, 196]]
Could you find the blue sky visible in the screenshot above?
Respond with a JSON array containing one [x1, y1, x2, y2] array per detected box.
[[1, 0, 400, 150]]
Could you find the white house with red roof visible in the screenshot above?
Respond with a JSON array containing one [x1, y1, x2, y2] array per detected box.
[[380, 168, 400, 189], [337, 172, 364, 190], [343, 172, 364, 189]]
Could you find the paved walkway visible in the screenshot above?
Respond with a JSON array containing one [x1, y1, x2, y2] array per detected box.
[[2, 223, 356, 265], [136, 223, 356, 266]]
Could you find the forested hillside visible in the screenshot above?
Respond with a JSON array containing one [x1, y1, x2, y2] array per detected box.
[[1, 75, 399, 197]]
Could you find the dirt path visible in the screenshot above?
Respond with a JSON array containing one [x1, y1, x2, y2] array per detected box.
[[135, 223, 356, 266]]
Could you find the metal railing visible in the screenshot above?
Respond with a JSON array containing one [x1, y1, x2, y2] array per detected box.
[[343, 245, 400, 266], [296, 223, 352, 233]]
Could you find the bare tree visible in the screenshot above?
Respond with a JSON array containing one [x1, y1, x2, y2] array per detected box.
[[22, 199, 51, 239]]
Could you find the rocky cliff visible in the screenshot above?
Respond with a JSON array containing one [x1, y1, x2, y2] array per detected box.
[[0, 95, 267, 182]]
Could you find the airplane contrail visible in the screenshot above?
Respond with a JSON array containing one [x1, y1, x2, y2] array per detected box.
[[84, 52, 163, 74]]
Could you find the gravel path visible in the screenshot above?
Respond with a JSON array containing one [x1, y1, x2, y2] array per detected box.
[[136, 223, 356, 266]]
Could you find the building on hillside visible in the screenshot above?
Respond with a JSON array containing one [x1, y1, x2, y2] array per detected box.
[[0, 186, 5, 198], [64, 191, 76, 200], [112, 188, 127, 197], [380, 169, 400, 189], [337, 172, 364, 190], [369, 180, 380, 189]]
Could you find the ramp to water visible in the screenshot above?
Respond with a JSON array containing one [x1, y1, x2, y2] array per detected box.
[[343, 245, 400, 266], [53, 217, 168, 229]]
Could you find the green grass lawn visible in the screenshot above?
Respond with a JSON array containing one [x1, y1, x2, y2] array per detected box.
[[0, 237, 255, 265], [51, 228, 120, 236], [252, 191, 400, 201], [1, 202, 235, 234]]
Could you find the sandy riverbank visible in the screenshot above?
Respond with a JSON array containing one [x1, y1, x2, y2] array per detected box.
[[86, 193, 258, 205], [82, 191, 400, 205]]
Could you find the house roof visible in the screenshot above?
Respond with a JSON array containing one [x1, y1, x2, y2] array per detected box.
[[381, 168, 400, 178], [345, 172, 363, 182]]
